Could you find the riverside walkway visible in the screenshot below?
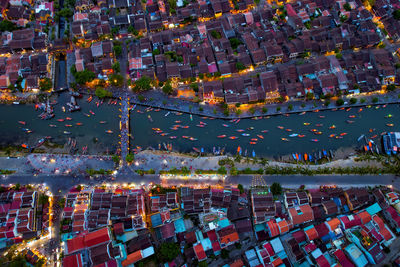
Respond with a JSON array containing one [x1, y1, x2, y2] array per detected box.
[[120, 93, 130, 166]]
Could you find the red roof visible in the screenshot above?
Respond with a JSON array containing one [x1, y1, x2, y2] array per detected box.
[[292, 230, 306, 243], [358, 211, 371, 224], [333, 249, 355, 267], [66, 235, 85, 254], [63, 254, 83, 267], [316, 255, 330, 267], [207, 230, 217, 241], [84, 227, 110, 248], [194, 243, 206, 260], [304, 243, 317, 253], [263, 242, 274, 256], [373, 215, 392, 241], [305, 227, 318, 241], [212, 241, 221, 252], [267, 220, 279, 237], [340, 214, 361, 229], [122, 251, 142, 266]]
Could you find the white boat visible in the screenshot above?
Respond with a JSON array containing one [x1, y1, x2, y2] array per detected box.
[[289, 134, 298, 137], [12, 102, 20, 105], [165, 112, 170, 117]]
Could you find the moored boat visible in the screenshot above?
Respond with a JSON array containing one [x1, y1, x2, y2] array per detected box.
[[228, 136, 238, 140], [281, 138, 289, 142], [63, 131, 71, 135], [257, 134, 264, 139], [217, 135, 226, 138], [310, 139, 319, 142], [18, 121, 26, 125], [242, 133, 250, 136], [105, 130, 113, 133]]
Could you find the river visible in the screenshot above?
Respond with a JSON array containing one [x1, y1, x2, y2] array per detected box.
[[0, 93, 398, 157]]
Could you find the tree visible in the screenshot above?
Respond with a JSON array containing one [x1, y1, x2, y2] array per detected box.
[[133, 76, 152, 92], [112, 155, 120, 164], [343, 2, 351, 11], [262, 107, 268, 113], [394, 9, 400, 20], [157, 242, 179, 263], [221, 249, 229, 259], [190, 83, 199, 92], [39, 77, 52, 91], [372, 97, 378, 103], [210, 30, 221, 39], [126, 153, 134, 163], [249, 107, 256, 114], [229, 38, 242, 50], [0, 20, 17, 33], [109, 74, 124, 87], [335, 53, 342, 59], [336, 98, 344, 106], [112, 62, 120, 73], [349, 97, 357, 104], [162, 82, 173, 95], [217, 166, 227, 175], [58, 8, 74, 18], [387, 84, 396, 91], [237, 184, 244, 194], [74, 69, 95, 85], [270, 182, 282, 195], [113, 45, 122, 57], [288, 104, 293, 111], [152, 48, 160, 56], [95, 88, 112, 98], [236, 62, 246, 71]]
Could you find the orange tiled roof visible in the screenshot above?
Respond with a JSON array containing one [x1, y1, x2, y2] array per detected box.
[[358, 211, 371, 224], [305, 227, 318, 241], [122, 251, 142, 266], [220, 231, 239, 245], [326, 218, 340, 231], [278, 220, 289, 234], [267, 220, 280, 237]]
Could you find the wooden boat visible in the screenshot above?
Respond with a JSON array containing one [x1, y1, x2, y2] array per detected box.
[[236, 129, 245, 132], [65, 124, 72, 127], [217, 135, 226, 138], [346, 120, 355, 124], [196, 124, 205, 127], [261, 130, 269, 133], [63, 131, 71, 135], [281, 138, 289, 142], [76, 123, 83, 126], [310, 129, 317, 132], [387, 123, 394, 127], [299, 112, 306, 115], [310, 139, 319, 142], [329, 125, 336, 129], [18, 121, 26, 125], [298, 135, 305, 138], [57, 119, 64, 122], [89, 110, 95, 115], [249, 142, 257, 145], [251, 138, 258, 142], [189, 137, 198, 141], [181, 125, 189, 129], [222, 124, 229, 127], [228, 136, 238, 140], [247, 127, 254, 130], [257, 135, 264, 139], [315, 124, 323, 127], [319, 115, 325, 118], [348, 115, 356, 118], [193, 147, 200, 153], [66, 117, 72, 120], [277, 126, 284, 130], [182, 136, 189, 139], [152, 128, 161, 131], [385, 114, 393, 118], [339, 132, 347, 136], [286, 129, 292, 132], [169, 136, 177, 139], [371, 135, 378, 139], [105, 130, 113, 133], [49, 124, 57, 127], [303, 122, 310, 125], [329, 134, 336, 138]]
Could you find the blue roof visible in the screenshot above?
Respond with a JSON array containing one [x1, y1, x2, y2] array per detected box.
[[345, 244, 368, 267], [174, 218, 186, 233], [366, 203, 382, 216], [151, 213, 162, 227], [218, 218, 230, 229]]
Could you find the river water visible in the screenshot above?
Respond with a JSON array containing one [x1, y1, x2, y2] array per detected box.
[[0, 92, 398, 157]]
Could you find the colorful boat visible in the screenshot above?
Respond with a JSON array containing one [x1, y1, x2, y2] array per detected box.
[[298, 135, 305, 138], [348, 115, 356, 118], [21, 143, 29, 149], [277, 126, 284, 129], [222, 124, 229, 127], [257, 135, 264, 139], [329, 134, 336, 138], [286, 129, 292, 132], [310, 139, 319, 142], [329, 125, 336, 129], [66, 117, 72, 120], [289, 134, 298, 137], [76, 123, 83, 126], [63, 131, 71, 135], [181, 125, 189, 129], [385, 114, 393, 118], [65, 124, 72, 127], [18, 121, 26, 125], [249, 142, 257, 145], [89, 110, 95, 115], [152, 128, 161, 131], [303, 122, 310, 125], [105, 130, 113, 134], [371, 135, 378, 139], [217, 135, 226, 138], [229, 136, 238, 140], [387, 123, 394, 127], [251, 138, 258, 142], [314, 131, 322, 135], [299, 112, 306, 115], [261, 130, 269, 133], [189, 137, 198, 141], [242, 133, 250, 136], [319, 115, 325, 118], [346, 120, 354, 124], [169, 136, 177, 139], [196, 124, 205, 127], [281, 138, 289, 142], [182, 136, 189, 139], [49, 124, 57, 127], [315, 124, 323, 127], [339, 132, 347, 136], [236, 129, 245, 132], [193, 147, 200, 153], [57, 119, 64, 122]]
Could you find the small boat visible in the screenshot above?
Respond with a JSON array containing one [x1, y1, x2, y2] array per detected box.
[[236, 129, 245, 132], [298, 135, 305, 138], [261, 130, 269, 133], [310, 139, 319, 142], [83, 113, 90, 117], [196, 124, 205, 127], [340, 132, 347, 136], [229, 136, 238, 140], [310, 129, 317, 132], [165, 112, 170, 117], [257, 135, 264, 139], [348, 115, 356, 118], [235, 119, 240, 124], [286, 129, 292, 132], [65, 117, 72, 120], [18, 121, 26, 125], [249, 142, 257, 145], [319, 115, 325, 118], [190, 114, 193, 121], [21, 143, 29, 149], [89, 110, 95, 115], [385, 114, 393, 118], [247, 127, 254, 130], [26, 130, 32, 133], [189, 137, 198, 141], [182, 136, 189, 139], [329, 125, 336, 129], [281, 138, 289, 142], [12, 102, 19, 105], [314, 131, 322, 135], [49, 124, 57, 127], [303, 122, 310, 126], [315, 124, 323, 127], [169, 136, 177, 139], [175, 120, 181, 123], [217, 135, 226, 138], [152, 128, 161, 131], [105, 130, 113, 134], [193, 147, 200, 153], [335, 136, 343, 139], [147, 115, 153, 122], [329, 134, 336, 138], [57, 119, 64, 122], [299, 112, 306, 115], [65, 124, 72, 127], [358, 108, 363, 112], [242, 133, 250, 136], [371, 135, 378, 139], [63, 131, 71, 135], [181, 125, 189, 129], [277, 126, 284, 130], [222, 124, 229, 127], [346, 120, 355, 124], [387, 123, 394, 127], [346, 108, 351, 112], [289, 134, 298, 137], [251, 138, 258, 142], [76, 123, 83, 126], [100, 121, 107, 124]]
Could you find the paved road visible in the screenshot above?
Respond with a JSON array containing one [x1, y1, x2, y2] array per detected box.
[[2, 174, 398, 194]]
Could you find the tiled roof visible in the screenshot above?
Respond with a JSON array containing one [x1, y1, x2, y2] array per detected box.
[[122, 251, 142, 267], [267, 220, 279, 237], [326, 218, 340, 231], [304, 226, 318, 241], [194, 243, 206, 261], [358, 211, 372, 224], [333, 249, 355, 267]]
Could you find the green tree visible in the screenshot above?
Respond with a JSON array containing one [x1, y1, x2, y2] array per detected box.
[[152, 48, 160, 56], [221, 249, 230, 259], [349, 97, 357, 104], [95, 88, 112, 98], [387, 84, 396, 91], [157, 242, 179, 263], [270, 182, 282, 195], [372, 97, 379, 103], [0, 20, 17, 33], [113, 45, 122, 57], [394, 9, 400, 20], [74, 69, 95, 85], [210, 30, 221, 39], [58, 8, 73, 18], [190, 83, 199, 92], [39, 77, 52, 91], [112, 62, 120, 73], [262, 107, 268, 113], [288, 104, 293, 111], [360, 98, 366, 103], [217, 166, 227, 175], [112, 155, 120, 164], [109, 74, 124, 87], [126, 153, 134, 163], [237, 184, 244, 194], [336, 98, 344, 106], [229, 38, 242, 50], [133, 76, 152, 92], [236, 62, 246, 71], [343, 2, 351, 11], [162, 82, 173, 94]]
